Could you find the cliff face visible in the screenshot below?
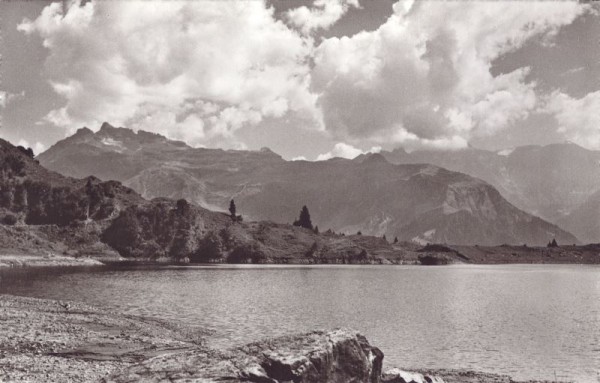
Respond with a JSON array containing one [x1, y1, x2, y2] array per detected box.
[[1, 137, 433, 264], [38, 124, 577, 246]]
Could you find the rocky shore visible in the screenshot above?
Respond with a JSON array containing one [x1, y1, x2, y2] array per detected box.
[[0, 253, 104, 268], [0, 295, 565, 383]]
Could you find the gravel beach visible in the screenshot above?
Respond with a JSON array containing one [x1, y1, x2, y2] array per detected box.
[[0, 295, 205, 382], [0, 294, 569, 383]]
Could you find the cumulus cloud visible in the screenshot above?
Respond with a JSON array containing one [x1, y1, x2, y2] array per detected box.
[[286, 0, 360, 35], [311, 1, 588, 150], [316, 142, 381, 161], [543, 90, 600, 149], [18, 0, 321, 146], [18, 0, 591, 153]]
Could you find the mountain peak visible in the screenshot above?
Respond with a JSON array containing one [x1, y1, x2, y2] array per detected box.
[[99, 122, 117, 131], [74, 126, 94, 137]]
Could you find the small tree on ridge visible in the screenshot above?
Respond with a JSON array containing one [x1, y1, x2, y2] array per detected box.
[[229, 199, 236, 221], [293, 205, 313, 230]]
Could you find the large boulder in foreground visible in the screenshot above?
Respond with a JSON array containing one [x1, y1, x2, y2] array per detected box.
[[106, 328, 383, 383]]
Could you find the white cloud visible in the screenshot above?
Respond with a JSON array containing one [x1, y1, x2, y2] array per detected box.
[[0, 90, 25, 108], [19, 0, 321, 147], [543, 90, 600, 149], [311, 1, 588, 150], [286, 0, 360, 35], [316, 142, 381, 161]]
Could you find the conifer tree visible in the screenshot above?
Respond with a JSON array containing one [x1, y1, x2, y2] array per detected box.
[[293, 205, 313, 230], [229, 199, 236, 221]]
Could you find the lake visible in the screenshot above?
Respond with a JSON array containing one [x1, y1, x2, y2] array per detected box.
[[0, 264, 598, 382]]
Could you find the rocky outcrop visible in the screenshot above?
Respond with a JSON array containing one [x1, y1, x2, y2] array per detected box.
[[382, 368, 444, 383], [106, 329, 384, 383]]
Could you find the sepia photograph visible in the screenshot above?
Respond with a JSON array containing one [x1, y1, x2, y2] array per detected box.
[[0, 0, 599, 382]]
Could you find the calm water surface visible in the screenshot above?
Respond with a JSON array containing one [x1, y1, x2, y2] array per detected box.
[[1, 264, 598, 382]]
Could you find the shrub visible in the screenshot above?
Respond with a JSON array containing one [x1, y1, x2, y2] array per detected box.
[[2, 214, 17, 225], [2, 154, 26, 176], [228, 242, 265, 263], [17, 146, 34, 158], [305, 241, 318, 258], [192, 231, 223, 262]]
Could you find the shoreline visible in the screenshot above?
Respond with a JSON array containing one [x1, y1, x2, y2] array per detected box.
[[0, 253, 105, 268], [0, 294, 569, 382], [2, 252, 599, 269]]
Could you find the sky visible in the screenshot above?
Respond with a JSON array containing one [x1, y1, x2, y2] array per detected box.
[[1, 0, 599, 160]]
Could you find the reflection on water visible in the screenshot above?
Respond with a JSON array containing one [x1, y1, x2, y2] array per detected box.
[[1, 264, 599, 382]]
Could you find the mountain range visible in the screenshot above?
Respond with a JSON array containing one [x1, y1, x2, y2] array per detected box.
[[37, 123, 578, 246], [380, 144, 600, 243]]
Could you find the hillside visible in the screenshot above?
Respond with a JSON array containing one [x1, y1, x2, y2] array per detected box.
[[381, 143, 600, 240], [38, 123, 577, 246], [0, 137, 431, 264]]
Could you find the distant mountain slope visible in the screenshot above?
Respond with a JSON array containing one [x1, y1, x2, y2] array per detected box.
[[38, 123, 577, 246], [381, 143, 600, 229], [558, 189, 600, 244]]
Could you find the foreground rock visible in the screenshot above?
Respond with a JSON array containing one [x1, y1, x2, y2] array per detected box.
[[106, 328, 383, 383], [395, 369, 561, 383]]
